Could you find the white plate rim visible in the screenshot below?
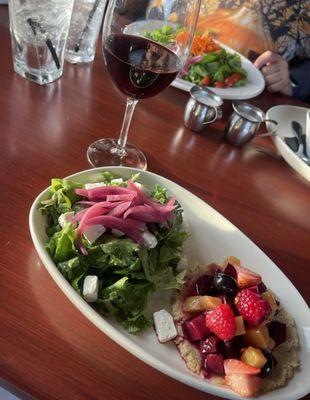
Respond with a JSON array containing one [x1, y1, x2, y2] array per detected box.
[[29, 166, 310, 400]]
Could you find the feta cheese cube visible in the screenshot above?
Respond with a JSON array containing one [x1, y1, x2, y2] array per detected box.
[[111, 178, 123, 185], [83, 225, 106, 244], [111, 228, 125, 237], [153, 309, 177, 343], [84, 182, 106, 189], [142, 231, 158, 248], [58, 211, 75, 228], [83, 275, 99, 302]]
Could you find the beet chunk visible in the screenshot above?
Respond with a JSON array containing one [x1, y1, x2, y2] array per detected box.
[[195, 274, 215, 296], [200, 335, 221, 356], [203, 354, 225, 375], [268, 321, 286, 346], [224, 263, 237, 280], [220, 336, 245, 359], [182, 313, 210, 342]]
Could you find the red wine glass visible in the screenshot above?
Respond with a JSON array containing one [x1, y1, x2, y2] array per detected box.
[[87, 0, 202, 169]]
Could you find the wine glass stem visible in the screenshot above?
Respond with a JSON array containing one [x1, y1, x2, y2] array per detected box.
[[118, 96, 138, 152]]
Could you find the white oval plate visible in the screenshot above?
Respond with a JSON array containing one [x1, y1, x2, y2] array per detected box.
[[171, 40, 265, 100], [123, 19, 265, 100], [266, 105, 310, 182], [29, 167, 310, 400]]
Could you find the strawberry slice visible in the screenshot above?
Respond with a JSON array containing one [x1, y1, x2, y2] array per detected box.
[[205, 304, 236, 340], [235, 289, 271, 326], [235, 265, 261, 289], [225, 373, 262, 397], [224, 359, 260, 375]]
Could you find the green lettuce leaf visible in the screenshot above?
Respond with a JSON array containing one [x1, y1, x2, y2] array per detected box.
[[139, 246, 186, 289], [46, 223, 78, 263], [98, 277, 154, 332], [151, 184, 168, 204], [202, 53, 220, 63], [99, 238, 139, 266], [139, 202, 188, 289], [98, 239, 145, 279], [57, 256, 88, 294], [39, 179, 83, 234], [144, 25, 181, 46]]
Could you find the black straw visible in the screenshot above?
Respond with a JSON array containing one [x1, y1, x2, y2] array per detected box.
[[74, 0, 101, 52], [27, 18, 61, 69]]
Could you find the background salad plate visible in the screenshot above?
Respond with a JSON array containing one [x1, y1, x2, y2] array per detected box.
[[29, 167, 310, 400], [123, 19, 265, 100], [171, 40, 265, 100], [267, 105, 310, 182]]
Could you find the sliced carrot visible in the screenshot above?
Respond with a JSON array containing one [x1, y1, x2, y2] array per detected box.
[[190, 33, 222, 56], [175, 31, 190, 46]]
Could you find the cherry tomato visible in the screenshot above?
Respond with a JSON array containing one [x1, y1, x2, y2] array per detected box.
[[224, 76, 235, 87], [214, 81, 225, 88], [225, 73, 242, 87], [200, 76, 211, 86], [230, 72, 242, 81]]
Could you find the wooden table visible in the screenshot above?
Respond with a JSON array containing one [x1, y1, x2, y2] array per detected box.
[[0, 5, 309, 400]]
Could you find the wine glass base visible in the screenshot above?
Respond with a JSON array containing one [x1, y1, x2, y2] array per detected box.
[[87, 138, 147, 170]]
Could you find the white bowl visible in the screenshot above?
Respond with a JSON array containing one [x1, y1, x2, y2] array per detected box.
[[267, 105, 310, 182], [29, 166, 310, 400]]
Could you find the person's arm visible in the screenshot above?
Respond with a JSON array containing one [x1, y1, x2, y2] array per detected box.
[[289, 59, 310, 102]]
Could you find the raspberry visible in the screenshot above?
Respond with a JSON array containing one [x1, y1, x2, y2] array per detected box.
[[205, 304, 236, 340], [235, 289, 271, 326]]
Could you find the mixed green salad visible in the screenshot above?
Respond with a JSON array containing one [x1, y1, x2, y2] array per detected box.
[[182, 50, 247, 88], [144, 25, 247, 88], [144, 25, 182, 46], [39, 172, 188, 333]]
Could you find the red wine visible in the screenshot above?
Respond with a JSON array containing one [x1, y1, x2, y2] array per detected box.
[[103, 34, 181, 99]]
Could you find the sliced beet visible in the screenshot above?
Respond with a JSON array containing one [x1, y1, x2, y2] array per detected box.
[[247, 282, 267, 294], [185, 282, 197, 297], [200, 335, 221, 356], [203, 354, 225, 375], [257, 282, 267, 293], [182, 313, 210, 342], [268, 321, 287, 346], [220, 336, 245, 359], [195, 274, 215, 296], [224, 263, 238, 280]]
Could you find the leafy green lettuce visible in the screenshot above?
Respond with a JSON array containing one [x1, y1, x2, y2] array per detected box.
[[144, 25, 181, 46], [139, 205, 188, 289], [185, 49, 247, 86], [46, 223, 78, 263], [98, 277, 154, 333], [41, 175, 188, 334], [39, 178, 83, 235]]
